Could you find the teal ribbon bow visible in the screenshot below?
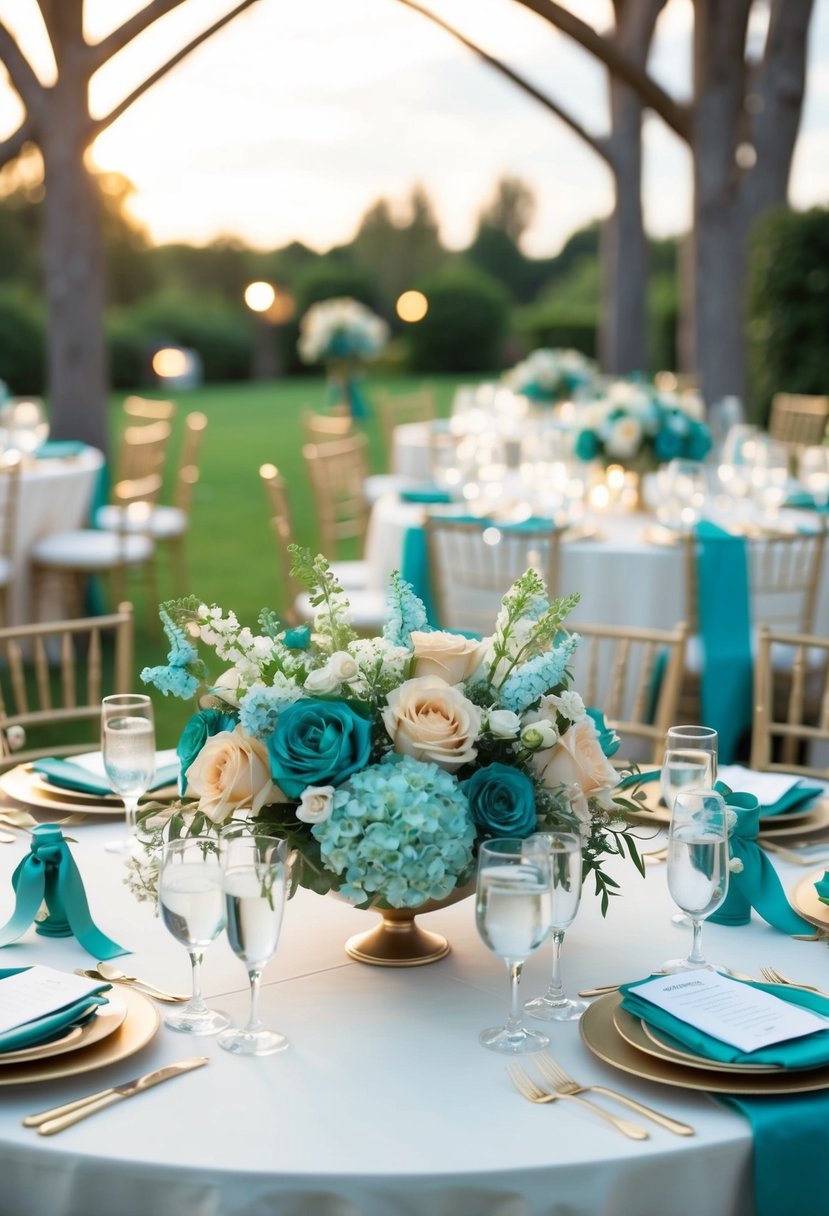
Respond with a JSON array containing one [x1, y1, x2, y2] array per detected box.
[[0, 825, 128, 959], [815, 871, 829, 906], [708, 788, 814, 933]]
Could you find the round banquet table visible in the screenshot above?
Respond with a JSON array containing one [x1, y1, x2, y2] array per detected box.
[[364, 492, 829, 634], [0, 812, 825, 1216], [11, 447, 105, 625]]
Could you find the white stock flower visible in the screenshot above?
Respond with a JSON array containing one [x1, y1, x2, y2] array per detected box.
[[541, 690, 587, 723], [296, 785, 336, 824]]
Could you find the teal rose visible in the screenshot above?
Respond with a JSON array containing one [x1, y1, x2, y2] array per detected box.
[[177, 708, 236, 794], [574, 430, 599, 461], [462, 763, 536, 838], [268, 698, 372, 798]]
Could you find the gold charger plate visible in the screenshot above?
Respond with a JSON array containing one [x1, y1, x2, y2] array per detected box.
[[792, 870, 829, 930], [620, 1010, 779, 1074], [0, 986, 159, 1086], [0, 990, 127, 1066], [0, 765, 176, 817], [580, 992, 829, 1094], [623, 779, 825, 831]]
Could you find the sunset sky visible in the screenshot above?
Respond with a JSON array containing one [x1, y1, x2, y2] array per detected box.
[[0, 0, 827, 255]]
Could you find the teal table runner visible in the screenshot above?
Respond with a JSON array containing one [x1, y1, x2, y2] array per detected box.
[[694, 521, 753, 762]]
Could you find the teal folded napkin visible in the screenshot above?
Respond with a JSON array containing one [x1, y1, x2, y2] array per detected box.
[[399, 486, 453, 504], [620, 974, 829, 1068], [0, 968, 109, 1053], [694, 521, 753, 763], [36, 439, 87, 459], [33, 757, 179, 796], [0, 825, 128, 959], [760, 782, 822, 817], [719, 1090, 829, 1216], [816, 872, 829, 906], [784, 489, 829, 513], [708, 787, 815, 933]]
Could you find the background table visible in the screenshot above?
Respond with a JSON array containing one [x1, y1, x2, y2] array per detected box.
[[0, 813, 824, 1215], [11, 448, 105, 625]]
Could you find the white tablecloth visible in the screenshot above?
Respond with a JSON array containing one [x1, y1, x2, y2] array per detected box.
[[11, 449, 105, 624], [0, 812, 825, 1215]]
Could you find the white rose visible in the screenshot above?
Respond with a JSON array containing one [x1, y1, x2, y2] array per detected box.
[[382, 675, 481, 772], [487, 709, 521, 738], [304, 665, 340, 694], [296, 785, 335, 824], [409, 631, 485, 684], [5, 725, 25, 752], [199, 668, 242, 709], [329, 651, 360, 683], [605, 416, 643, 460], [185, 725, 275, 824]]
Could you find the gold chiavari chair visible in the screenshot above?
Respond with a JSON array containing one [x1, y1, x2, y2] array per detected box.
[[0, 603, 133, 769], [301, 410, 356, 444], [29, 474, 160, 625], [115, 419, 172, 485], [769, 393, 829, 449], [303, 434, 371, 559], [122, 396, 177, 424], [375, 386, 435, 469], [569, 621, 688, 767], [259, 464, 384, 631], [425, 517, 560, 635], [751, 626, 829, 776], [0, 453, 21, 629]]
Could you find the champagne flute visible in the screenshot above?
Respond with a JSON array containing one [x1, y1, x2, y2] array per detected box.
[[663, 789, 729, 973], [523, 831, 586, 1022], [218, 832, 290, 1056], [101, 694, 156, 855], [158, 836, 230, 1035], [475, 837, 552, 1054]]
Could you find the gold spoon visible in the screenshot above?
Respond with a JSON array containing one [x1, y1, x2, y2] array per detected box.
[[81, 964, 188, 1003]]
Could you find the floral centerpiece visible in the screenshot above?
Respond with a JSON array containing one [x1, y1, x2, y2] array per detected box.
[[572, 381, 711, 471], [135, 550, 645, 963], [297, 296, 389, 420], [503, 348, 597, 405]]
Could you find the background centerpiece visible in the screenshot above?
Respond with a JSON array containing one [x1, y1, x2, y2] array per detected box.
[[573, 381, 712, 478], [136, 549, 644, 965], [503, 347, 597, 405], [297, 296, 389, 419]]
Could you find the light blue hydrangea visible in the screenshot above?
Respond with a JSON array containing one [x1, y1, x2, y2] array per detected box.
[[140, 607, 204, 699], [383, 571, 429, 648], [238, 681, 301, 740], [311, 753, 475, 908], [497, 634, 580, 714]]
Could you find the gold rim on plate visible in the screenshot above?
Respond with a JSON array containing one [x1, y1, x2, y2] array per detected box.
[[0, 991, 128, 1066], [0, 765, 175, 817], [623, 781, 826, 832], [580, 992, 829, 1094], [0, 986, 159, 1086], [792, 870, 829, 930], [626, 1012, 779, 1074]]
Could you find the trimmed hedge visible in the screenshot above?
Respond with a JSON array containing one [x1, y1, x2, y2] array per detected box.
[[407, 266, 510, 373]]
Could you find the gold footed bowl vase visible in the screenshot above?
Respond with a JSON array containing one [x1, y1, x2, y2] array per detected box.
[[342, 879, 476, 967]]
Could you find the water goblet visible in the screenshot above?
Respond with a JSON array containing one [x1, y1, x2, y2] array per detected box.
[[663, 789, 729, 973], [101, 693, 156, 855], [523, 830, 586, 1022], [218, 832, 290, 1056], [665, 725, 718, 784], [158, 835, 230, 1035], [475, 837, 552, 1054], [660, 748, 714, 813]]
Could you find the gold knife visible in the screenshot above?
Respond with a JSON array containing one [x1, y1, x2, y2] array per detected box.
[[23, 1057, 209, 1136]]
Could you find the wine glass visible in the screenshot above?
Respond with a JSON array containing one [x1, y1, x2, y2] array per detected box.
[[665, 726, 718, 784], [101, 694, 156, 855], [218, 832, 290, 1057], [523, 831, 586, 1022], [660, 749, 714, 813], [475, 837, 552, 1054], [158, 836, 230, 1035], [663, 789, 729, 973]]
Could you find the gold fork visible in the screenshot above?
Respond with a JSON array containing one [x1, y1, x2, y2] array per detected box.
[[535, 1054, 694, 1136], [760, 966, 829, 997], [505, 1063, 649, 1140], [759, 839, 829, 867]]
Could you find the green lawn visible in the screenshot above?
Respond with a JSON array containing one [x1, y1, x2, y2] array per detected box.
[[111, 373, 469, 746]]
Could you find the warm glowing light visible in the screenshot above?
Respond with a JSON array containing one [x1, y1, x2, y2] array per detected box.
[[590, 484, 610, 510], [152, 348, 190, 378], [606, 464, 626, 491], [245, 281, 277, 313], [396, 290, 428, 323]]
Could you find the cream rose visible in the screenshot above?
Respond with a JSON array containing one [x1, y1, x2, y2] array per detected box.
[[185, 725, 275, 823], [304, 665, 340, 694], [199, 667, 242, 709], [410, 631, 484, 684], [530, 718, 618, 807], [382, 675, 481, 772], [296, 785, 335, 824]]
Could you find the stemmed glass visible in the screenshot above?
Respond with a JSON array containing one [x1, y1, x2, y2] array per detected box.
[[663, 789, 729, 973], [798, 446, 829, 510], [660, 749, 714, 813], [523, 831, 586, 1022], [475, 837, 552, 1054], [101, 694, 156, 855], [218, 832, 290, 1056], [665, 726, 718, 785], [158, 836, 230, 1035]]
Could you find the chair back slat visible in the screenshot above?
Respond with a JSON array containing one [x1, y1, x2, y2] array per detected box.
[[117, 420, 172, 484], [61, 630, 76, 710], [123, 396, 176, 423], [303, 435, 370, 557], [259, 464, 300, 625], [376, 388, 435, 467], [33, 636, 52, 712], [751, 625, 829, 778], [301, 410, 355, 444], [769, 393, 829, 448], [173, 412, 208, 513]]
